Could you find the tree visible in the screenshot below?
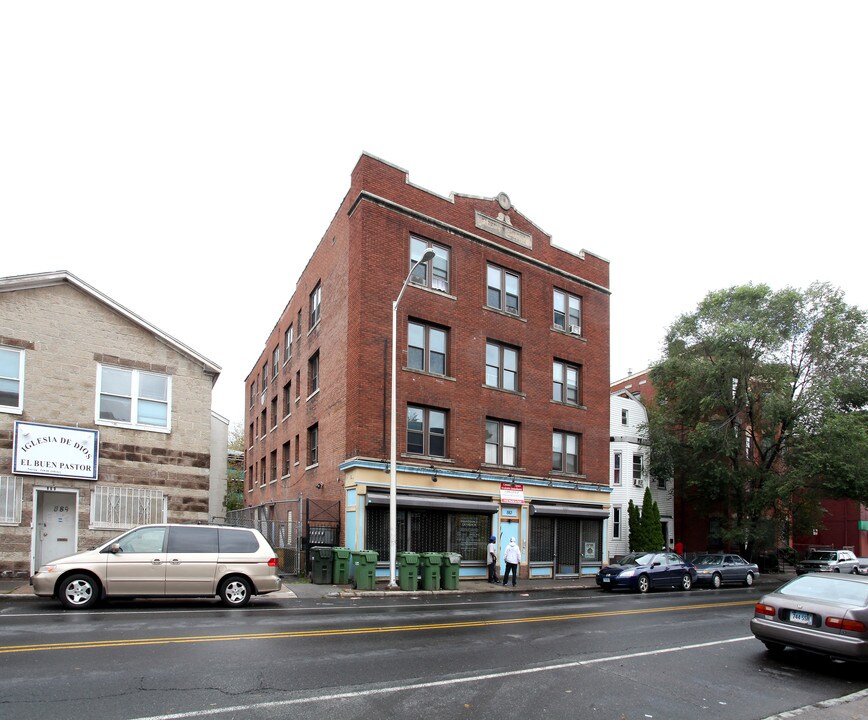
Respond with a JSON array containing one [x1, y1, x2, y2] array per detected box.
[[228, 421, 245, 452], [628, 499, 640, 551], [639, 487, 664, 551], [648, 282, 868, 555]]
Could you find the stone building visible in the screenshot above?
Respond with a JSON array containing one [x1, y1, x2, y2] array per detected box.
[[0, 271, 224, 576]]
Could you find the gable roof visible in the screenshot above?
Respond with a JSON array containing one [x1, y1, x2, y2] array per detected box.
[[0, 270, 221, 376]]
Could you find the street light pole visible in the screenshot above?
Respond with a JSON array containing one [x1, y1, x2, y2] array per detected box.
[[389, 248, 436, 588]]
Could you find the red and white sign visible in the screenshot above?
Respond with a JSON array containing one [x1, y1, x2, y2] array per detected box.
[[500, 482, 524, 505]]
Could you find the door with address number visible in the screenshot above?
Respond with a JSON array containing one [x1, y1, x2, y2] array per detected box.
[[35, 491, 78, 567]]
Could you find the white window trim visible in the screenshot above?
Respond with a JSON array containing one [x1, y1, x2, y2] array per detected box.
[[0, 347, 25, 415], [95, 365, 172, 433]]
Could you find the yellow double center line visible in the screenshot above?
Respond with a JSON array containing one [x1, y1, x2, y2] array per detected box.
[[0, 599, 755, 655]]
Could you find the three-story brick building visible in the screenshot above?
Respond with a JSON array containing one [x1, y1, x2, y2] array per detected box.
[[245, 154, 611, 580]]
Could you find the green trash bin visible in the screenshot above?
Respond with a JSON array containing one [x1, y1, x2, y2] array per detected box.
[[397, 551, 420, 591], [440, 552, 461, 590], [420, 552, 442, 591], [351, 550, 379, 590], [310, 546, 333, 585], [332, 547, 351, 584]]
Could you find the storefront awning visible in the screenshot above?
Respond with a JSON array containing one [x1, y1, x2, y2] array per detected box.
[[366, 493, 498, 514], [531, 503, 609, 519]]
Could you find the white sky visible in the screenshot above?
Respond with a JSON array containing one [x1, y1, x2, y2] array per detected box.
[[2, 2, 866, 430]]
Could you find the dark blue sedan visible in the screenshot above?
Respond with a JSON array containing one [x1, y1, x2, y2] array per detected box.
[[596, 551, 696, 593]]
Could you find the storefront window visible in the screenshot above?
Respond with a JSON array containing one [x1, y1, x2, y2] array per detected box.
[[366, 507, 490, 561]]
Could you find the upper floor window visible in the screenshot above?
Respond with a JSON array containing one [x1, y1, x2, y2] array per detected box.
[[486, 264, 520, 315], [272, 347, 279, 378], [308, 352, 320, 395], [613, 451, 622, 485], [410, 236, 450, 293], [552, 360, 581, 405], [0, 347, 24, 413], [270, 397, 278, 429], [408, 321, 447, 375], [309, 283, 322, 329], [297, 310, 303, 343], [552, 430, 580, 474], [612, 506, 621, 539], [485, 342, 518, 392], [284, 325, 293, 362], [262, 362, 269, 391], [282, 441, 292, 476], [407, 406, 446, 457], [485, 419, 518, 467], [283, 381, 292, 417], [97, 365, 170, 430], [553, 289, 582, 334], [622, 409, 628, 425], [633, 453, 643, 486], [307, 424, 319, 466]]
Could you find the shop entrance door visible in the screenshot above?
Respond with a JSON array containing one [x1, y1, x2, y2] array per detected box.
[[34, 490, 78, 568]]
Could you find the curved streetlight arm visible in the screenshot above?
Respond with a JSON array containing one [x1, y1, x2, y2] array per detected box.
[[389, 248, 436, 588]]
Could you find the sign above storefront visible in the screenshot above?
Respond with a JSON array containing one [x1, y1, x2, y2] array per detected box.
[[500, 482, 524, 505], [13, 421, 99, 481]]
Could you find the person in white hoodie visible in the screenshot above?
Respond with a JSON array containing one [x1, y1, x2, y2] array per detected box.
[[502, 537, 521, 587]]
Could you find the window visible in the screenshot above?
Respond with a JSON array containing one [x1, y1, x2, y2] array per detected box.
[[97, 366, 170, 430], [410, 236, 450, 292], [407, 406, 446, 457], [249, 379, 256, 408], [0, 347, 24, 413], [297, 310, 303, 343], [295, 371, 301, 400], [613, 452, 622, 485], [621, 409, 628, 426], [408, 321, 447, 375], [284, 325, 293, 362], [270, 397, 277, 429], [485, 342, 518, 391], [657, 475, 667, 490], [553, 289, 581, 334], [283, 381, 292, 417], [633, 453, 643, 486], [308, 352, 320, 395], [248, 422, 255, 448], [270, 450, 278, 483], [115, 525, 167, 553], [90, 485, 167, 529], [487, 264, 520, 315], [552, 361, 581, 405], [309, 283, 322, 328], [262, 362, 268, 390], [260, 410, 266, 438], [260, 461, 266, 486], [485, 419, 518, 466], [272, 347, 279, 378], [0, 476, 24, 524], [282, 441, 291, 476], [307, 424, 319, 466], [612, 506, 621, 539], [552, 430, 580, 474], [294, 434, 300, 464], [167, 526, 217, 553]]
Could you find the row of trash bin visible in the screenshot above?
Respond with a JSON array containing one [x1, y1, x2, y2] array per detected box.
[[309, 547, 461, 591]]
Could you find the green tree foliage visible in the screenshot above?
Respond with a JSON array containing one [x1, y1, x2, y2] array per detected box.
[[648, 282, 868, 554], [639, 487, 664, 551], [628, 499, 640, 551]]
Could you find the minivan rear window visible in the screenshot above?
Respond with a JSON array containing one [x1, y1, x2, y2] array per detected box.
[[167, 526, 219, 553], [218, 528, 259, 553]]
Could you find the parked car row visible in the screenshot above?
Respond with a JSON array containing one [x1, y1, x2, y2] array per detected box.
[[595, 552, 759, 593]]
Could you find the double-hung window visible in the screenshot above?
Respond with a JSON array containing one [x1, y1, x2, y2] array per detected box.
[[308, 424, 319, 466], [272, 347, 279, 379], [284, 325, 293, 362], [0, 347, 24, 413], [613, 452, 622, 485], [309, 283, 322, 328], [485, 419, 518, 467], [552, 430, 580, 474], [487, 264, 520, 315], [410, 236, 450, 292], [553, 289, 582, 334], [633, 453, 643, 486], [407, 406, 446, 457], [282, 441, 292, 476], [612, 506, 621, 539], [408, 321, 447, 375], [485, 342, 518, 391], [308, 352, 320, 395], [552, 361, 581, 405], [98, 365, 170, 430]]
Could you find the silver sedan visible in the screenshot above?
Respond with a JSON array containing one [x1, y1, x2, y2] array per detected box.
[[751, 574, 868, 662]]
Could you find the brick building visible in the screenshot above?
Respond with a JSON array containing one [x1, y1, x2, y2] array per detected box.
[[0, 271, 225, 577], [245, 154, 611, 580]]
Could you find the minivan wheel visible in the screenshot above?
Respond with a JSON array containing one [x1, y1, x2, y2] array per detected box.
[[637, 574, 650, 593], [219, 576, 252, 607], [58, 573, 100, 610]]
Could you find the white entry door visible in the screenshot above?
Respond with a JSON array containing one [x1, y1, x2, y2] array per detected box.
[[35, 491, 78, 567]]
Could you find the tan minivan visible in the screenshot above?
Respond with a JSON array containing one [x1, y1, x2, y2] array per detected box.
[[31, 524, 282, 609]]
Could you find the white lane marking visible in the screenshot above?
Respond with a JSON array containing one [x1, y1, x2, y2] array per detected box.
[[126, 636, 756, 720]]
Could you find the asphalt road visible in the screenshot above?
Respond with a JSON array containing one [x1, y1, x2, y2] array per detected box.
[[2, 586, 867, 720]]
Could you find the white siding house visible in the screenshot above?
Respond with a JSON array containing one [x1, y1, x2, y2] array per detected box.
[[608, 391, 674, 561]]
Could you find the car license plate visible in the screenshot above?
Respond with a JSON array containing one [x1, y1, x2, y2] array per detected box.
[[602, 576, 610, 583], [790, 610, 812, 625]]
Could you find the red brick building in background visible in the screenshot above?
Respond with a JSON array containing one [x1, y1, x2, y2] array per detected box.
[[245, 154, 612, 580]]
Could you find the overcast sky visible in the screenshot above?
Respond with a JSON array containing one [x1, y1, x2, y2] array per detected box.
[[3, 2, 866, 430]]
